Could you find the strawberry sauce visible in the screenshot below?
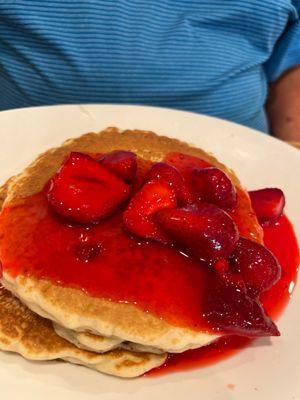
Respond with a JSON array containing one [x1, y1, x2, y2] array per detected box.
[[150, 215, 299, 375], [0, 151, 299, 375], [0, 192, 250, 331], [0, 187, 280, 336]]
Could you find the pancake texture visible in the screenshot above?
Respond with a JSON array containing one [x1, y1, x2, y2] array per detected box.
[[53, 323, 164, 354], [0, 128, 262, 354], [0, 285, 167, 377], [53, 322, 123, 353]]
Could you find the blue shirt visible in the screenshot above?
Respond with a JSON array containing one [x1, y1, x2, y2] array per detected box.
[[1, 1, 300, 132]]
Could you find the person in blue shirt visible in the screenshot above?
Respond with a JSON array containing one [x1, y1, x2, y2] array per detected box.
[[0, 1, 300, 141]]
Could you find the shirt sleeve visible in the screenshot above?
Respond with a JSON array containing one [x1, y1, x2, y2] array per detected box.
[[264, 1, 300, 82]]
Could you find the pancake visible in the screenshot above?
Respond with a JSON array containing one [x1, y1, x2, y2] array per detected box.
[[0, 184, 167, 378], [2, 183, 164, 355], [53, 322, 122, 352], [0, 285, 167, 377], [2, 181, 164, 356], [1, 263, 219, 353], [0, 128, 263, 353], [53, 323, 164, 354]]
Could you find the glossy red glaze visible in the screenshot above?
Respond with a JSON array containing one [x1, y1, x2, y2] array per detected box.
[[0, 178, 272, 335], [261, 215, 299, 319], [0, 150, 298, 375], [149, 215, 299, 375], [0, 190, 270, 334]]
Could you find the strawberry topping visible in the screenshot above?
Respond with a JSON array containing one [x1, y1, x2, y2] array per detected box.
[[230, 237, 281, 296], [156, 203, 239, 263], [42, 149, 284, 339], [47, 152, 130, 224], [203, 274, 280, 337], [249, 188, 285, 225], [192, 167, 237, 210], [123, 180, 177, 243], [98, 150, 137, 182], [164, 152, 211, 184], [145, 162, 193, 205]]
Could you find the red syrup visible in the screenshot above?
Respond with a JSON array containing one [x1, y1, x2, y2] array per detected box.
[[149, 215, 299, 376], [0, 153, 298, 375], [0, 191, 269, 333]]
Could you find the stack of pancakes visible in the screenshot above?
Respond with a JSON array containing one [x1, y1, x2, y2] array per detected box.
[[0, 128, 261, 378]]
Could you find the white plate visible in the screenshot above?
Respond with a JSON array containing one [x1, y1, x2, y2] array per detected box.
[[0, 104, 299, 400]]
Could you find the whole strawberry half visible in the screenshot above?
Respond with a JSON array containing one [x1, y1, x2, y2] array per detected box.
[[98, 150, 137, 182], [230, 237, 281, 296], [192, 167, 237, 210], [47, 152, 130, 224], [123, 180, 177, 243], [145, 162, 193, 205], [249, 188, 285, 224], [156, 203, 239, 263]]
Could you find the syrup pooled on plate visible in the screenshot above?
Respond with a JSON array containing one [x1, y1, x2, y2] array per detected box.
[[0, 149, 298, 374]]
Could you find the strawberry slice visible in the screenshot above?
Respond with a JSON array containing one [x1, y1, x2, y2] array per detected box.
[[164, 152, 211, 171], [123, 180, 177, 243], [192, 167, 237, 210], [145, 162, 193, 205], [156, 204, 239, 263], [249, 188, 285, 224], [230, 237, 281, 296], [98, 150, 137, 182], [164, 152, 211, 184], [204, 274, 280, 337], [47, 152, 130, 224]]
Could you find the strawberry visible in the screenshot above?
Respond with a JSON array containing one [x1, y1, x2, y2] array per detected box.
[[123, 180, 177, 243], [156, 203, 239, 263], [47, 152, 130, 224], [203, 274, 280, 337], [164, 152, 211, 184], [214, 260, 247, 293], [214, 258, 230, 275], [192, 167, 237, 210], [145, 162, 193, 205], [98, 150, 137, 182], [230, 237, 281, 296], [249, 188, 285, 224], [220, 271, 247, 293]]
